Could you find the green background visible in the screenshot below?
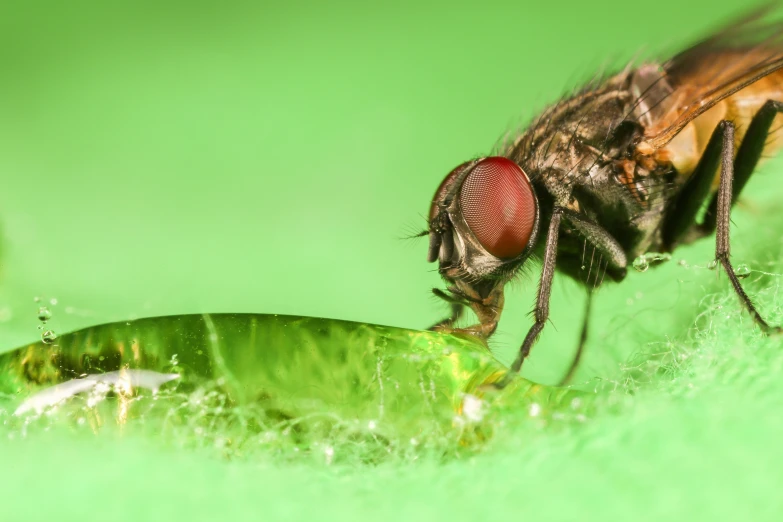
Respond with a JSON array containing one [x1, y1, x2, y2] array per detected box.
[[2, 0, 783, 520]]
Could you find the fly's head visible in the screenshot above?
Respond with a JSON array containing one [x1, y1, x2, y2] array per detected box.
[[427, 156, 540, 334]]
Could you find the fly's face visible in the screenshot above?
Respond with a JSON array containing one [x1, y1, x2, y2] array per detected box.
[[427, 157, 540, 330]]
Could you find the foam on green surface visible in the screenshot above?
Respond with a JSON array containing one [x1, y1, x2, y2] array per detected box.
[[2, 275, 783, 520]]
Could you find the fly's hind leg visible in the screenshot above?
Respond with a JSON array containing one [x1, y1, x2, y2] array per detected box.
[[701, 100, 783, 234], [710, 118, 781, 333], [662, 102, 783, 333]]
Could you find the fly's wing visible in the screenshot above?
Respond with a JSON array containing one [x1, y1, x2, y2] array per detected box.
[[639, 4, 783, 149]]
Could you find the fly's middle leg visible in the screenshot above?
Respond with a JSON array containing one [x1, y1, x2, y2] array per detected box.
[[558, 289, 593, 386]]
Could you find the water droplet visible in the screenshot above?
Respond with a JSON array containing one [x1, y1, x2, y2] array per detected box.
[[37, 306, 52, 322], [707, 260, 718, 270], [632, 256, 649, 272], [49, 298, 58, 306], [633, 252, 672, 272], [33, 296, 41, 303], [735, 264, 751, 279], [41, 330, 57, 344]]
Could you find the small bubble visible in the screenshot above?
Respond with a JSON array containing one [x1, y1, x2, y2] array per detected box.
[[37, 306, 52, 322], [707, 260, 718, 270], [633, 252, 671, 273], [735, 264, 751, 279], [324, 446, 335, 465], [678, 259, 689, 268], [632, 256, 649, 272], [41, 330, 57, 344], [49, 298, 58, 306], [33, 296, 41, 303]]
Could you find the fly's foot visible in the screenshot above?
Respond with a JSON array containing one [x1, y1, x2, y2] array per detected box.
[[430, 324, 492, 348]]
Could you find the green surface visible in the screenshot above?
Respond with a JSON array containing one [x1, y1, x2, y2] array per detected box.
[[2, 0, 783, 520]]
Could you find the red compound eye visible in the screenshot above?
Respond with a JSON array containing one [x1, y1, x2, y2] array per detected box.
[[429, 160, 473, 222], [458, 157, 537, 259]]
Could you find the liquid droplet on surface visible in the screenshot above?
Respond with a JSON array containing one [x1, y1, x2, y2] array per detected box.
[[632, 252, 672, 273], [707, 260, 718, 270], [735, 264, 751, 279], [37, 306, 52, 322], [632, 256, 649, 272], [41, 330, 57, 344]]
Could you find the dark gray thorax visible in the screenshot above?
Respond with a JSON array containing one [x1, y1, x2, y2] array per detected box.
[[500, 68, 678, 282]]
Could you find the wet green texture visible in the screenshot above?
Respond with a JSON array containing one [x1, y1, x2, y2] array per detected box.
[[0, 314, 578, 461]]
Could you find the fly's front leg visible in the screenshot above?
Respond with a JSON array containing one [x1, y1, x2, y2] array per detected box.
[[511, 208, 563, 373], [428, 288, 465, 330], [712, 121, 782, 333], [429, 286, 503, 340]]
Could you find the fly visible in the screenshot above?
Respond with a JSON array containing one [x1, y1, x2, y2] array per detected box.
[[425, 5, 783, 384]]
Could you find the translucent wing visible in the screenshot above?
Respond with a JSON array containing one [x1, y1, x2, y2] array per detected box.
[[641, 4, 783, 149]]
